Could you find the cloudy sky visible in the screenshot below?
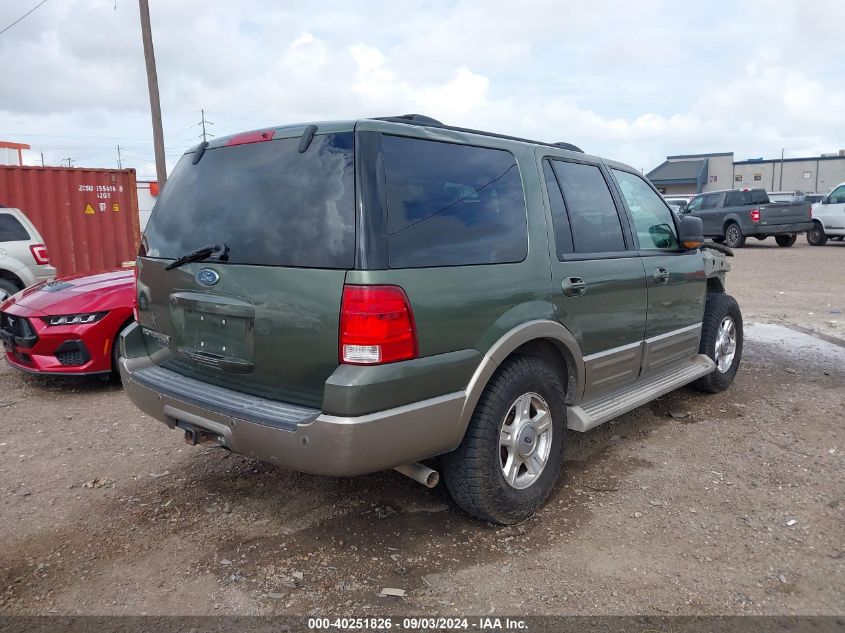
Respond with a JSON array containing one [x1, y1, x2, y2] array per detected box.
[[1, 0, 843, 180]]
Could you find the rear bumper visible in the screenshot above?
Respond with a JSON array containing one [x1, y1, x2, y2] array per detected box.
[[119, 354, 468, 477], [744, 221, 813, 236]]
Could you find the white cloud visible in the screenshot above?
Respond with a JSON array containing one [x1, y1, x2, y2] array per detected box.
[[1, 0, 843, 178]]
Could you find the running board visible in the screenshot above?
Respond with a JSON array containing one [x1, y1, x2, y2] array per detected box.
[[567, 354, 715, 432]]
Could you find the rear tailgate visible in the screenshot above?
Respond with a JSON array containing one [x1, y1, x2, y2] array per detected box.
[[759, 202, 812, 227], [136, 129, 355, 408]]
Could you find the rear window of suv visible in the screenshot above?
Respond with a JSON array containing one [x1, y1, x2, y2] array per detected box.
[[382, 136, 528, 268], [0, 213, 30, 242], [142, 133, 355, 268]]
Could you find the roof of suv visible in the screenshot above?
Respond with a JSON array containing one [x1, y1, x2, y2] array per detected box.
[[197, 113, 589, 157]]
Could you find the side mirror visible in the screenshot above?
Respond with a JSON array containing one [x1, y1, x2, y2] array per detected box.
[[678, 214, 704, 250], [822, 196, 829, 204]]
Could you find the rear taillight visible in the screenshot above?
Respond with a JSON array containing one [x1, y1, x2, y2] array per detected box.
[[29, 244, 49, 264], [750, 209, 760, 223], [339, 285, 417, 365], [808, 205, 813, 219]]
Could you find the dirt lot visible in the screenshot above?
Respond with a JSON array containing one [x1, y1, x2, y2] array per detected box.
[[0, 238, 843, 616]]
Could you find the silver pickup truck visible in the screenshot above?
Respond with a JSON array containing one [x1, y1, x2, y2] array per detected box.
[[683, 188, 813, 248]]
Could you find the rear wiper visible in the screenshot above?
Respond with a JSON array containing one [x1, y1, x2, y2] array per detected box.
[[164, 243, 229, 271]]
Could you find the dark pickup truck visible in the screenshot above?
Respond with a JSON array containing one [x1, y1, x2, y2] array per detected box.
[[683, 188, 813, 247]]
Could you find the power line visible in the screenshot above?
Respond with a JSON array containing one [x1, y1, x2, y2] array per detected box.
[[198, 109, 214, 142], [0, 0, 49, 36]]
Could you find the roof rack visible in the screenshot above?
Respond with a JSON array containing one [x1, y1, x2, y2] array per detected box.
[[375, 114, 584, 153]]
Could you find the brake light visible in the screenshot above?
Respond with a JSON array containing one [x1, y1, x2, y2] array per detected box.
[[226, 129, 276, 146], [808, 205, 813, 219], [750, 209, 760, 223], [340, 285, 417, 365], [29, 244, 49, 264]]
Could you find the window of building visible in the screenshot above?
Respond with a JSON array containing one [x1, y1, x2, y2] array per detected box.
[[382, 135, 528, 268], [734, 174, 743, 182], [551, 160, 626, 254], [753, 173, 762, 181]]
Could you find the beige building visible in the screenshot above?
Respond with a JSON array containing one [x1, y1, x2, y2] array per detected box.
[[648, 150, 845, 196]]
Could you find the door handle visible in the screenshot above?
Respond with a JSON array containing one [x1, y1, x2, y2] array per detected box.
[[653, 267, 670, 283], [562, 276, 587, 297]]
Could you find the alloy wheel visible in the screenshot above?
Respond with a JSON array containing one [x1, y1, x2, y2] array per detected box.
[[714, 316, 737, 373], [499, 392, 553, 490]]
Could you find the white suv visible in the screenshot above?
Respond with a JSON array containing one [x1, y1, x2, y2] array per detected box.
[[0, 207, 57, 301], [807, 183, 845, 246]]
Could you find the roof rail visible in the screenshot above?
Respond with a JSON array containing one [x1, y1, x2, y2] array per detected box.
[[375, 114, 444, 127], [373, 114, 585, 154], [553, 142, 584, 153]]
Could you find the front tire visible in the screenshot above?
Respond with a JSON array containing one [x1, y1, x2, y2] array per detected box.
[[806, 224, 828, 246], [441, 355, 566, 525], [692, 293, 743, 393], [775, 235, 797, 247], [724, 223, 745, 248]]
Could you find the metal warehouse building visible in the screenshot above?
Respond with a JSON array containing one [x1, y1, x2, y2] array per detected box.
[[647, 150, 845, 196]]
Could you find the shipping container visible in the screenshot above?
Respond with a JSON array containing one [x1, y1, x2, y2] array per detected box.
[[0, 165, 141, 277]]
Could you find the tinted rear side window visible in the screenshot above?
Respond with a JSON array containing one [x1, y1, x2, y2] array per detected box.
[[551, 160, 625, 253], [142, 133, 355, 268], [0, 214, 30, 242], [382, 135, 527, 268], [724, 190, 751, 206]]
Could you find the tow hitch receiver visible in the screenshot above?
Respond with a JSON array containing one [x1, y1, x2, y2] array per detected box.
[[177, 421, 223, 446]]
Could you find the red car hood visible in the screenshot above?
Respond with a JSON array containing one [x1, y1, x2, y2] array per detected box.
[[3, 269, 135, 315]]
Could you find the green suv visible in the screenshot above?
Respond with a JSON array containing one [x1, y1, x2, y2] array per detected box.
[[121, 114, 742, 524]]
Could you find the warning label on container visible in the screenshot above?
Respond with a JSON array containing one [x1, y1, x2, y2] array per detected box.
[[112, 203, 120, 212], [84, 204, 95, 215]]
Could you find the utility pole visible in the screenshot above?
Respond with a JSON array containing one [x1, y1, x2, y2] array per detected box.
[[40, 152, 44, 167], [63, 158, 73, 167], [778, 148, 784, 190], [198, 109, 213, 142], [117, 145, 123, 169], [138, 0, 167, 187]]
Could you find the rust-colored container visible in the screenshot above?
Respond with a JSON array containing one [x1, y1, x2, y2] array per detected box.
[[0, 165, 141, 277]]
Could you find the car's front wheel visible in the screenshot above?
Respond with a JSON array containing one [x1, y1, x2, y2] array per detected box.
[[775, 235, 797, 247], [692, 293, 743, 393], [806, 224, 828, 246], [441, 355, 566, 524], [724, 222, 745, 248]]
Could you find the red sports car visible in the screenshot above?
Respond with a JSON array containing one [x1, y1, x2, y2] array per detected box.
[[0, 269, 135, 377]]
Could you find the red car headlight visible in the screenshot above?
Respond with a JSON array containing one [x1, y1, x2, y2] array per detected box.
[[42, 312, 108, 326]]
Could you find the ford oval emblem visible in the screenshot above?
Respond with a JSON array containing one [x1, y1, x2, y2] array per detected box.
[[196, 268, 220, 287]]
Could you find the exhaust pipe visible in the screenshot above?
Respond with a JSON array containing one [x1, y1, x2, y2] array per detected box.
[[394, 463, 439, 488]]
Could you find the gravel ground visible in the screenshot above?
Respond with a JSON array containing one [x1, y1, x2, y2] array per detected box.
[[0, 241, 842, 616]]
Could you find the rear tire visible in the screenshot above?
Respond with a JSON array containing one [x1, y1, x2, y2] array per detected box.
[[0, 278, 20, 303], [441, 355, 566, 525], [775, 235, 797, 247], [692, 293, 743, 394], [806, 224, 828, 246], [724, 223, 745, 248]]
